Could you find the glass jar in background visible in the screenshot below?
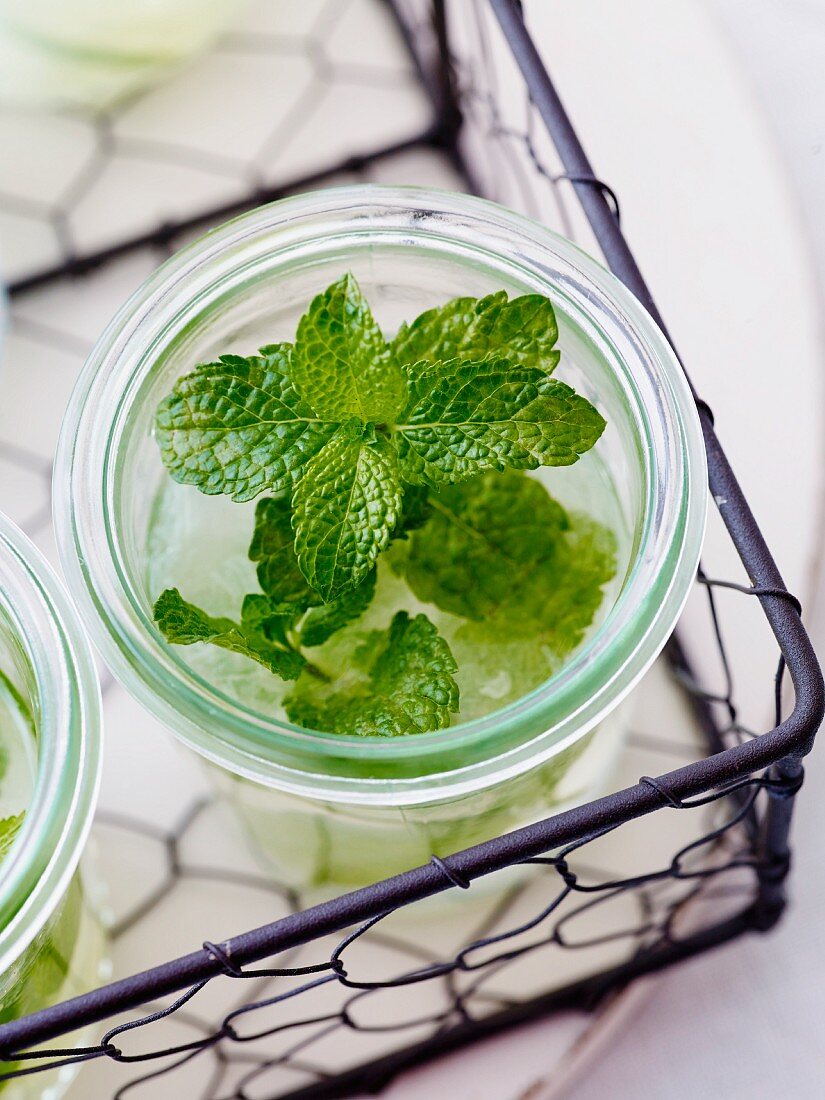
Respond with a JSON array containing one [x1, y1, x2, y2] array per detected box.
[[0, 0, 243, 111], [0, 513, 107, 1098], [55, 186, 706, 895]]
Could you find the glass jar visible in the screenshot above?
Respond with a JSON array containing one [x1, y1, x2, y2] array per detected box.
[[0, 513, 107, 1097], [0, 0, 242, 111], [55, 186, 706, 894]]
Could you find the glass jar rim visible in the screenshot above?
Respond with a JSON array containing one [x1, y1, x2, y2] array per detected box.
[[0, 512, 102, 973], [55, 185, 706, 806]]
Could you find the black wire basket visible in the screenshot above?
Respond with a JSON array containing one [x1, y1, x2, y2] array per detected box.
[[1, 2, 822, 1097]]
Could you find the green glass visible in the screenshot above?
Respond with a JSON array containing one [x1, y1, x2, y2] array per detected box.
[[56, 187, 706, 895], [0, 0, 243, 110], [0, 515, 106, 1097]]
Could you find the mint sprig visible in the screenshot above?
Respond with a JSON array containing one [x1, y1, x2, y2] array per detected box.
[[155, 274, 604, 601], [153, 275, 611, 738], [153, 587, 307, 680]]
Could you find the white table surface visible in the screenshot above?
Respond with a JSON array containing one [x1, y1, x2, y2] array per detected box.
[[564, 4, 825, 1098]]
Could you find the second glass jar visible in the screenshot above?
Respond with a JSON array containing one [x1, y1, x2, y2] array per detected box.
[[0, 513, 107, 1098]]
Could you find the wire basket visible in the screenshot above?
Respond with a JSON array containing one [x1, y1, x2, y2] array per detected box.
[[0, 1, 821, 1097]]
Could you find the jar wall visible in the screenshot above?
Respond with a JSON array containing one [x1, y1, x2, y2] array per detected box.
[[0, 872, 108, 1100], [0, 516, 105, 1099], [209, 705, 630, 894]]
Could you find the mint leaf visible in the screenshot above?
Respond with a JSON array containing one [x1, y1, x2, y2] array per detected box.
[[293, 273, 406, 422], [249, 496, 319, 606], [396, 471, 616, 650], [394, 362, 604, 486], [392, 291, 560, 374], [285, 612, 459, 736], [0, 813, 24, 862], [249, 495, 376, 645], [155, 346, 339, 502], [512, 510, 617, 648], [392, 471, 568, 620], [153, 588, 305, 680], [293, 423, 402, 601], [450, 509, 617, 717], [299, 569, 376, 647]]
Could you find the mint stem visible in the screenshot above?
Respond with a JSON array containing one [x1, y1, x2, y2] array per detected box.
[[286, 628, 331, 683], [303, 661, 332, 684]]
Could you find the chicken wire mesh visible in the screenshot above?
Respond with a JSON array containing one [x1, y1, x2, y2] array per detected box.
[[0, 1, 821, 1098], [1, 0, 443, 292]]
